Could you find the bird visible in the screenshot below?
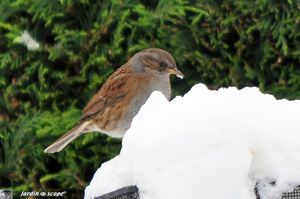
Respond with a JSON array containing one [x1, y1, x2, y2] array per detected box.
[[44, 48, 184, 153]]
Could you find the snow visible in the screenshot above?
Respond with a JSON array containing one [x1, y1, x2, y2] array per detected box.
[[20, 31, 40, 50], [84, 83, 300, 199]]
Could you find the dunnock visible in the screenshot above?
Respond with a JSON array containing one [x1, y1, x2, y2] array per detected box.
[[44, 48, 184, 153]]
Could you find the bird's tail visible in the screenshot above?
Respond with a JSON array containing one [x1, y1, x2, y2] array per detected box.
[[44, 122, 89, 153]]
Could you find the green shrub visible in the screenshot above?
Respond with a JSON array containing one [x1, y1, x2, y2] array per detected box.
[[0, 0, 299, 198]]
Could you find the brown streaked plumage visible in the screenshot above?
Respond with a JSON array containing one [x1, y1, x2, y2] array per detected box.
[[44, 48, 184, 153]]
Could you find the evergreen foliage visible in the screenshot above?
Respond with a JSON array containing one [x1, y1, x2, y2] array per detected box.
[[0, 0, 299, 198]]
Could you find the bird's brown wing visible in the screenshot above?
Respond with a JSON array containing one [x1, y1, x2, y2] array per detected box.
[[79, 93, 125, 121], [79, 63, 146, 121]]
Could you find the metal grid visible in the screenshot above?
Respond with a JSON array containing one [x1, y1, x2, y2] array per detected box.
[[282, 186, 300, 199], [95, 186, 139, 199], [255, 184, 300, 199], [95, 184, 300, 199], [254, 184, 261, 199]]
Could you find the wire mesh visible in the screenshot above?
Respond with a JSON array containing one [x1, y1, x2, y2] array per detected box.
[[282, 186, 300, 199], [95, 184, 300, 199], [94, 185, 139, 199], [254, 184, 261, 199], [255, 184, 300, 199]]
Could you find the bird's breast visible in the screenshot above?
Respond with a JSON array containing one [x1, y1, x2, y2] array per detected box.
[[96, 74, 171, 137]]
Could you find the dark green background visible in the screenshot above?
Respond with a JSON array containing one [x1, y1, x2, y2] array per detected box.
[[0, 0, 299, 198]]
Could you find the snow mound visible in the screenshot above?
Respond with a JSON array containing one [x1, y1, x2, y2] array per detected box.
[[85, 83, 300, 199]]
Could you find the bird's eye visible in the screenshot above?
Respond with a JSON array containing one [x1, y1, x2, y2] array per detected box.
[[158, 61, 168, 71]]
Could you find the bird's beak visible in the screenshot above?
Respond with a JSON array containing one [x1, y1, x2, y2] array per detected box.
[[166, 68, 184, 79]]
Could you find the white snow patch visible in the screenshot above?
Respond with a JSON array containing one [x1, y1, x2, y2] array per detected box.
[[85, 83, 300, 199], [20, 31, 40, 50]]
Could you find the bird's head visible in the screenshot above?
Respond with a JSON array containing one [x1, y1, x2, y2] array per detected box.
[[131, 48, 184, 79]]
